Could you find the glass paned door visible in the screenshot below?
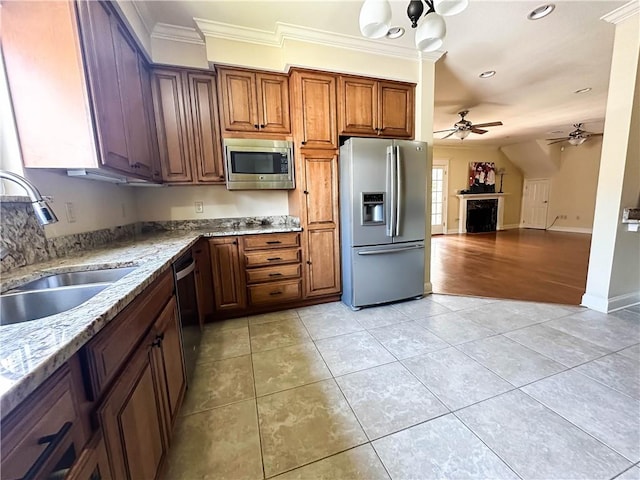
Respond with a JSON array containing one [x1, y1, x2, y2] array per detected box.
[[431, 165, 446, 235]]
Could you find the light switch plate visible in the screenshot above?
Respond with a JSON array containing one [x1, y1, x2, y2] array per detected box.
[[194, 201, 204, 214]]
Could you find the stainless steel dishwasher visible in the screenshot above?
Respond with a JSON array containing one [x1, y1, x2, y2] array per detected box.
[[173, 248, 203, 384]]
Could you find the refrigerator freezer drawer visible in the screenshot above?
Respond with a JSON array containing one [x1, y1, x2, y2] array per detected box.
[[345, 243, 425, 308]]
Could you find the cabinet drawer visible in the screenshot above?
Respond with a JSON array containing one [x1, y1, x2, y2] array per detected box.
[[242, 232, 300, 251], [248, 280, 302, 305], [244, 248, 300, 268], [83, 269, 173, 400], [246, 263, 301, 284], [1, 365, 85, 479]]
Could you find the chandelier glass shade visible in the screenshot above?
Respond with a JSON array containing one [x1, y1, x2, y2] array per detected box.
[[358, 0, 468, 51]]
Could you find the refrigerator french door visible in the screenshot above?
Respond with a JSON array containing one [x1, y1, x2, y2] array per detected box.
[[340, 137, 427, 309]]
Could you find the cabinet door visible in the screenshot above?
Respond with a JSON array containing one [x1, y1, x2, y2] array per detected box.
[[98, 333, 167, 480], [209, 238, 247, 311], [152, 69, 193, 182], [291, 70, 338, 149], [378, 81, 414, 138], [193, 240, 215, 321], [187, 72, 226, 183], [300, 150, 341, 297], [218, 69, 259, 132], [112, 21, 153, 179], [256, 73, 291, 133], [339, 77, 378, 136], [139, 59, 163, 182], [153, 297, 186, 430], [77, 1, 131, 173], [66, 432, 112, 480]]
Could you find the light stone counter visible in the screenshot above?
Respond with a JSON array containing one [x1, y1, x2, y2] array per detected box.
[[0, 222, 302, 418]]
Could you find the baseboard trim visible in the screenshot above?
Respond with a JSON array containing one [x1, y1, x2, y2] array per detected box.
[[424, 282, 433, 294], [548, 226, 593, 234], [581, 291, 640, 313], [503, 224, 520, 230]]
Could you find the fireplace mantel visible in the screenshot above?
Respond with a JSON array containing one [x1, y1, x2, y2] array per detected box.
[[456, 193, 507, 234]]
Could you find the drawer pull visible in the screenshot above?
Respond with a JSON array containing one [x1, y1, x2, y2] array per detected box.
[[267, 257, 282, 261], [151, 333, 165, 348], [268, 273, 283, 277], [269, 291, 283, 296], [265, 240, 282, 244], [22, 422, 73, 480]]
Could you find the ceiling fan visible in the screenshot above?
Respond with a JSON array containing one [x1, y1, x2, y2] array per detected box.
[[434, 110, 503, 140], [546, 123, 603, 146]]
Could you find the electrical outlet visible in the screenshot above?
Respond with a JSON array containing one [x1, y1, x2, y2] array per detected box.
[[194, 201, 204, 214], [65, 202, 76, 223]]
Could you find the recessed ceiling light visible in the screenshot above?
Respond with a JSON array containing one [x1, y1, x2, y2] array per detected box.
[[574, 87, 592, 94], [479, 70, 496, 78], [528, 4, 555, 20], [386, 27, 405, 39]]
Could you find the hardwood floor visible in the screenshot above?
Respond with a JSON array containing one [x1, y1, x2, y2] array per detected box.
[[430, 229, 592, 305]]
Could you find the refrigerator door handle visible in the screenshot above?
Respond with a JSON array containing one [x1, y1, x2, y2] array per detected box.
[[387, 145, 395, 237], [395, 145, 402, 237], [357, 244, 425, 255]]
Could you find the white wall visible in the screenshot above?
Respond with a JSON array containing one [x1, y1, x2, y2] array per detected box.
[[547, 138, 603, 232], [135, 185, 289, 221]]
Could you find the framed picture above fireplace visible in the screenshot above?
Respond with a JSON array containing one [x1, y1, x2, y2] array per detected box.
[[468, 162, 496, 193]]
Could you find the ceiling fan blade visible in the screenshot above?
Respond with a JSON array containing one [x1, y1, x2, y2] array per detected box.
[[471, 128, 488, 134], [545, 137, 569, 141], [472, 121, 503, 128], [441, 131, 458, 139], [586, 132, 603, 137], [433, 128, 457, 134], [547, 139, 567, 145]]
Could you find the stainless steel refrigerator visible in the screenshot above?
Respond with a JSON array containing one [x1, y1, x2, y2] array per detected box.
[[340, 137, 427, 309]]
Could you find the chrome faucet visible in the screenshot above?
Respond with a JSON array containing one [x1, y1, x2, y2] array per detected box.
[[0, 170, 58, 225]]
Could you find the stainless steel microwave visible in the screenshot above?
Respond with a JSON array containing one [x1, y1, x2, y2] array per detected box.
[[224, 138, 294, 190]]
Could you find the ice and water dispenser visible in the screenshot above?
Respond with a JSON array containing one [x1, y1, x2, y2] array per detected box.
[[362, 193, 385, 225]]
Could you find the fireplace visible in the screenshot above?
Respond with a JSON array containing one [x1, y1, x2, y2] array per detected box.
[[455, 193, 506, 234], [467, 199, 498, 233]]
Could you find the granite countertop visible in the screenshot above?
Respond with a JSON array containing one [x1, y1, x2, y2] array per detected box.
[[0, 223, 302, 418]]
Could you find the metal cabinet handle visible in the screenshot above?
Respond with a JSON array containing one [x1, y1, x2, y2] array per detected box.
[[22, 422, 73, 480], [267, 257, 282, 261], [301, 141, 307, 145], [151, 332, 165, 348], [268, 273, 283, 277], [260, 124, 266, 128], [269, 291, 283, 296], [303, 190, 309, 195], [254, 124, 260, 129], [265, 240, 281, 244]]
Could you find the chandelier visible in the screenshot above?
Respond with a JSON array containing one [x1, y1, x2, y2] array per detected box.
[[359, 0, 469, 52]]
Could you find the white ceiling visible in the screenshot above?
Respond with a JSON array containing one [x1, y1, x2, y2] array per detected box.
[[133, 0, 626, 147]]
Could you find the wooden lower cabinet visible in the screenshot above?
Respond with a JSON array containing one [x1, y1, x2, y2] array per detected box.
[[98, 328, 167, 480], [306, 228, 340, 297], [209, 237, 247, 311], [152, 297, 186, 430], [66, 431, 112, 480]]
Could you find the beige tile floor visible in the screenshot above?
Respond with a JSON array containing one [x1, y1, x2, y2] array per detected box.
[[163, 295, 640, 480]]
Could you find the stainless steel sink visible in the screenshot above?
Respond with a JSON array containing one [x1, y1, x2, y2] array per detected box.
[[0, 284, 110, 325], [13, 266, 137, 291]]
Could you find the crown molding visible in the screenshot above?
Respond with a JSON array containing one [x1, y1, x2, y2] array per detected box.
[[151, 23, 205, 46], [194, 18, 444, 62], [601, 1, 639, 24]]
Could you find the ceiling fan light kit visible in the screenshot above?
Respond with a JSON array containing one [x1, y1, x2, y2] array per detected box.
[[434, 110, 504, 140], [358, 0, 468, 52], [568, 136, 587, 146]]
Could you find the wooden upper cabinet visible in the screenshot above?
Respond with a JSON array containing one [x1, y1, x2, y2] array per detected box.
[[151, 68, 225, 184], [78, 1, 156, 178], [187, 72, 226, 182], [217, 67, 291, 134], [290, 69, 338, 149], [338, 75, 415, 139], [2, 0, 157, 181]]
